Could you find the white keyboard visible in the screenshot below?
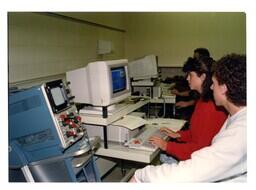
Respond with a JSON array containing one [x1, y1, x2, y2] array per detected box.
[[126, 127, 167, 152], [146, 118, 186, 132]]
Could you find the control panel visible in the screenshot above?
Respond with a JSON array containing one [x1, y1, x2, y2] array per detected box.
[[42, 79, 86, 148], [55, 107, 85, 147], [9, 79, 101, 182]]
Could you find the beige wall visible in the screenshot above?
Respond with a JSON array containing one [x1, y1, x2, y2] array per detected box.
[[8, 12, 125, 84], [57, 12, 125, 30], [124, 12, 246, 66], [8, 12, 246, 86]]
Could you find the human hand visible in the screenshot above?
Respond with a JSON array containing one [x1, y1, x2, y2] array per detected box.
[[171, 89, 179, 95], [129, 176, 137, 183], [148, 136, 167, 151], [160, 127, 180, 138], [175, 101, 189, 108], [160, 127, 172, 135]]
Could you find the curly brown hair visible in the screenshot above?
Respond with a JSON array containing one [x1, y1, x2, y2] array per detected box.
[[213, 54, 246, 106]]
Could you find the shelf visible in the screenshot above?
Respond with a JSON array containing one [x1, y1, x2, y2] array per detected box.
[[149, 95, 176, 104], [95, 141, 160, 163], [80, 99, 149, 126]]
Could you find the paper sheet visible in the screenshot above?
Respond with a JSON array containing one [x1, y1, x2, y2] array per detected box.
[[112, 115, 146, 130]]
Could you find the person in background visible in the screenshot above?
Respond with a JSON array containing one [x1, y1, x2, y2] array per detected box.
[[169, 76, 196, 120], [171, 48, 210, 114], [149, 56, 227, 164], [162, 75, 195, 120], [193, 47, 210, 60], [130, 53, 246, 182]]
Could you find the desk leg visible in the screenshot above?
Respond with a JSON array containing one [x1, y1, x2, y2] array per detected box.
[[103, 126, 108, 149], [102, 106, 108, 149], [172, 104, 176, 118]]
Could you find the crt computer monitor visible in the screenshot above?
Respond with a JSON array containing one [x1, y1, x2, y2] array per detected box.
[[66, 59, 131, 107], [128, 54, 159, 80]]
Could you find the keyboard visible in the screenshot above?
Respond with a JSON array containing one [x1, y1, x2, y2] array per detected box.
[[125, 127, 167, 152], [146, 118, 186, 132]]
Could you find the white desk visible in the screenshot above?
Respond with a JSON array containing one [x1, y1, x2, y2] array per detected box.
[[80, 98, 182, 180], [93, 120, 185, 163], [80, 99, 149, 149], [95, 141, 160, 163], [150, 95, 176, 104], [80, 97, 183, 164], [149, 95, 176, 117], [80, 99, 149, 126]]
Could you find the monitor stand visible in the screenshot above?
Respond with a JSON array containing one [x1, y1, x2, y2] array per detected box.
[[91, 104, 116, 111], [79, 104, 126, 115]]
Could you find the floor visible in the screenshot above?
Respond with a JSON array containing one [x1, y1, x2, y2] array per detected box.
[[100, 155, 161, 182], [102, 167, 134, 182]]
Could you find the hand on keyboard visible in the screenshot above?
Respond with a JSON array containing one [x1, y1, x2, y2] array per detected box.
[[148, 136, 168, 151], [126, 127, 169, 151], [160, 127, 181, 139]]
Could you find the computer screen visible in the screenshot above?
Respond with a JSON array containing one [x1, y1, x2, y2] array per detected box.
[[45, 79, 70, 113], [50, 87, 66, 106], [111, 67, 126, 93], [66, 59, 131, 106]]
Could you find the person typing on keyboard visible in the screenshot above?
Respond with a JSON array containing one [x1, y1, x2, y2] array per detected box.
[[148, 56, 227, 164], [130, 54, 246, 182]]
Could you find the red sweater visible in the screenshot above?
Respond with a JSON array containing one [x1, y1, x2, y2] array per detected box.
[[166, 99, 227, 160]]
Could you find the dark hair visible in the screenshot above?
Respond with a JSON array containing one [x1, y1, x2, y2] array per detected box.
[[183, 56, 214, 101], [194, 48, 210, 57], [213, 54, 246, 106]]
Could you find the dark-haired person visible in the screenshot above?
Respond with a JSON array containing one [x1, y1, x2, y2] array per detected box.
[[193, 47, 210, 60], [171, 48, 210, 113], [130, 54, 246, 182], [149, 57, 227, 164], [167, 76, 195, 120]]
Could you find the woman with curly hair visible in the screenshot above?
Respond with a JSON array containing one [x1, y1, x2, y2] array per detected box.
[[130, 54, 246, 182]]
